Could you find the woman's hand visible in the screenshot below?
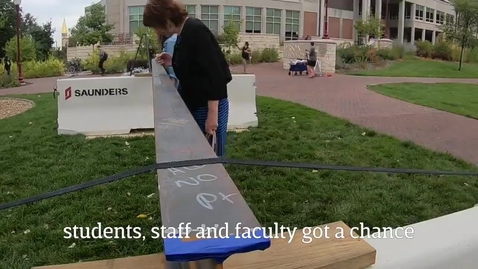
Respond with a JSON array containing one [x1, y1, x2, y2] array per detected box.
[[155, 53, 172, 67], [205, 112, 218, 135]]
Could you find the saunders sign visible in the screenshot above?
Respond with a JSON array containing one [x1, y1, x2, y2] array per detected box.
[[65, 87, 129, 100], [74, 88, 129, 97]]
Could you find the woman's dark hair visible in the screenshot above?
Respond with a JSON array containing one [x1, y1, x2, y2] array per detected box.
[[245, 41, 249, 46], [310, 42, 315, 46], [143, 0, 188, 29]]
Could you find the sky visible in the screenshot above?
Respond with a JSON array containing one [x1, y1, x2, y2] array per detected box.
[[20, 0, 95, 47]]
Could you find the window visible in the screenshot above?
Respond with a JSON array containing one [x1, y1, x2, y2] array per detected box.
[[446, 14, 454, 24], [201, 5, 219, 33], [415, 5, 424, 20], [224, 6, 241, 30], [405, 4, 411, 19], [246, 7, 262, 33], [285, 10, 299, 41], [436, 11, 444, 24], [186, 5, 196, 18], [426, 8, 434, 22], [129, 6, 145, 34], [266, 8, 281, 35], [389, 9, 398, 20]]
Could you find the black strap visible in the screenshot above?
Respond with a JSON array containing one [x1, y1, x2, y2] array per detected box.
[[1, 157, 478, 211]]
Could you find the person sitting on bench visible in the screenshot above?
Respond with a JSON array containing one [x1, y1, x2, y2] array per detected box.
[[144, 0, 232, 157]]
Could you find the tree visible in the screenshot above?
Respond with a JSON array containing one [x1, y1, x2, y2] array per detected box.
[[134, 26, 160, 59], [0, 0, 55, 60], [5, 36, 36, 62], [70, 3, 114, 46], [354, 16, 384, 45], [221, 19, 240, 55], [441, 0, 478, 71], [30, 21, 55, 60], [0, 0, 17, 58], [21, 12, 40, 35]]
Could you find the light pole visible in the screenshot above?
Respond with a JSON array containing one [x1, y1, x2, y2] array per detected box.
[[323, 0, 329, 39], [13, 0, 24, 84]]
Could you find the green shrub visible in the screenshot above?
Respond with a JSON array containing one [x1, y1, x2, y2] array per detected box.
[[0, 57, 64, 83], [22, 57, 65, 78], [451, 45, 478, 63], [431, 41, 452, 61], [0, 74, 19, 88], [415, 40, 433, 58], [250, 50, 262, 64], [391, 45, 405, 59], [260, 48, 279, 62], [227, 53, 243, 65], [465, 48, 478, 63], [224, 48, 280, 65], [337, 45, 374, 63], [337, 46, 357, 63], [84, 49, 134, 74], [376, 48, 397, 60]]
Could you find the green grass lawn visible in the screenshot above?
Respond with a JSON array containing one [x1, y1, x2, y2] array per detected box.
[[370, 83, 478, 119], [350, 58, 478, 78], [1, 94, 478, 268]]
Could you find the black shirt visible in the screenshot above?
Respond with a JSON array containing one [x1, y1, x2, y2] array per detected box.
[[241, 46, 249, 59], [172, 18, 232, 111]]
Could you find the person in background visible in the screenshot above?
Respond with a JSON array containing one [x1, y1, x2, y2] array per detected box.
[[144, 0, 232, 157], [162, 33, 179, 88], [3, 56, 11, 77], [241, 41, 251, 74], [97, 45, 108, 76], [307, 42, 317, 78]]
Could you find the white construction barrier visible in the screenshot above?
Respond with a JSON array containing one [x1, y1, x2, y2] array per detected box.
[[57, 76, 153, 135], [57, 74, 258, 136], [227, 74, 258, 129], [365, 206, 478, 269]]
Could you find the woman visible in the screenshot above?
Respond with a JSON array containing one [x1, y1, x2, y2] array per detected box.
[[143, 0, 232, 157], [307, 42, 317, 78], [241, 42, 251, 74]]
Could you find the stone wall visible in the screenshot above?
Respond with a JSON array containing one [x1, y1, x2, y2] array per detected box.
[[238, 33, 280, 50], [67, 44, 137, 60], [67, 33, 280, 61], [372, 39, 393, 49], [283, 39, 337, 74]]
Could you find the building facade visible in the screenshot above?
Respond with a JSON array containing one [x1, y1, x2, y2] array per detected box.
[[101, 0, 455, 44]]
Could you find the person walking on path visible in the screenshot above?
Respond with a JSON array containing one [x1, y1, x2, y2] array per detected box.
[[144, 0, 232, 157], [3, 56, 11, 77], [240, 41, 251, 74], [97, 45, 108, 76], [307, 42, 317, 78]]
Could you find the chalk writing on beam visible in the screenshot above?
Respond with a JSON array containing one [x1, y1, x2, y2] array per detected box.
[[157, 118, 189, 129], [196, 192, 238, 210], [168, 165, 205, 176], [175, 174, 218, 187]]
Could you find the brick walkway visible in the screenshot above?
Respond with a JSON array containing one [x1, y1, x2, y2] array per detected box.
[[2, 64, 478, 164], [232, 63, 478, 164]]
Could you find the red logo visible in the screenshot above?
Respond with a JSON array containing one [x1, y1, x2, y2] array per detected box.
[[65, 87, 72, 100]]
